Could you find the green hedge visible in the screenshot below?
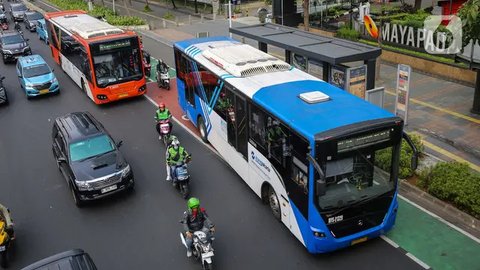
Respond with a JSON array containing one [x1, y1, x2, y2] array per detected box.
[[375, 133, 424, 179], [419, 162, 480, 219], [49, 0, 146, 26], [336, 26, 360, 41]]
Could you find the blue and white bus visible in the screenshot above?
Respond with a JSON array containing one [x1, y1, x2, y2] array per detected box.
[[173, 36, 417, 253]]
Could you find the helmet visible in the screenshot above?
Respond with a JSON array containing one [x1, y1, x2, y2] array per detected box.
[[187, 197, 200, 210], [159, 102, 165, 110]]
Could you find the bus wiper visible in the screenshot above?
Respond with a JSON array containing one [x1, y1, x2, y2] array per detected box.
[[324, 192, 388, 217]]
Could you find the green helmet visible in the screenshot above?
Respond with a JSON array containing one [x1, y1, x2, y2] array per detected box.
[[187, 197, 200, 209]]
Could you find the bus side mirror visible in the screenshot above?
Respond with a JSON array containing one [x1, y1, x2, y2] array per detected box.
[[411, 153, 418, 171], [316, 180, 326, 196]]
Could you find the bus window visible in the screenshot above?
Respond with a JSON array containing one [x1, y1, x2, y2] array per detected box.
[[225, 86, 236, 147], [266, 116, 289, 164], [249, 103, 267, 151], [214, 86, 230, 120], [47, 22, 59, 49], [235, 95, 248, 159], [197, 64, 218, 103]]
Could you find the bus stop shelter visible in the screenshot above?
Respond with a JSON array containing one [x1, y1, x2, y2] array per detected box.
[[230, 23, 382, 91]]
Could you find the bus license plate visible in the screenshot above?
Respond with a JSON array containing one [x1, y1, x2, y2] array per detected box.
[[40, 89, 49, 94], [118, 93, 129, 98], [351, 237, 368, 246], [101, 185, 117, 194]]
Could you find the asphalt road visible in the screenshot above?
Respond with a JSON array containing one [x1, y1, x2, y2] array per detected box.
[[0, 2, 423, 269]]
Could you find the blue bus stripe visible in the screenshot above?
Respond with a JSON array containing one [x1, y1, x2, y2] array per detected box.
[[190, 62, 212, 130], [209, 81, 224, 114], [208, 79, 222, 108]]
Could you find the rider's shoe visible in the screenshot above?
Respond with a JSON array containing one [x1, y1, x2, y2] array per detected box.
[[158, 135, 162, 140], [186, 250, 192, 258], [166, 176, 172, 181]]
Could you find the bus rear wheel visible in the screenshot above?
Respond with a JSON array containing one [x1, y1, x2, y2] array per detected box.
[[198, 117, 208, 143], [268, 186, 281, 221]]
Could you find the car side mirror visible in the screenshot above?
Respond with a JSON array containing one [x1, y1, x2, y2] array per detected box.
[[57, 157, 66, 163], [179, 220, 185, 224], [26, 38, 29, 41], [116, 140, 123, 148], [316, 179, 326, 196], [51, 68, 54, 72], [0, 76, 5, 81]]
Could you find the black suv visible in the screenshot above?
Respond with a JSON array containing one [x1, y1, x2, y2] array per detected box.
[[0, 31, 31, 63], [24, 11, 43, 32], [21, 249, 97, 270], [9, 3, 27, 22], [52, 112, 134, 207]]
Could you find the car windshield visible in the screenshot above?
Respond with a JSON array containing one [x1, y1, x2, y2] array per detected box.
[[69, 135, 115, 162], [1, 35, 24, 45], [92, 38, 143, 87], [23, 64, 51, 78], [12, 5, 27, 11], [26, 12, 43, 20]]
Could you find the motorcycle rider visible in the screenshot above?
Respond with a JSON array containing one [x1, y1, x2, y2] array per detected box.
[[165, 136, 190, 182], [14, 21, 21, 32], [182, 197, 214, 258], [156, 59, 169, 87], [155, 102, 172, 140]]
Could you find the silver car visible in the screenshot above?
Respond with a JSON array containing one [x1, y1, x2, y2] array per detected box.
[[9, 3, 28, 22]]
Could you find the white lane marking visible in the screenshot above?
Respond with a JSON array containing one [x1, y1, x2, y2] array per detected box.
[[143, 93, 218, 155], [405, 253, 431, 270], [380, 235, 399, 248], [399, 195, 480, 244]]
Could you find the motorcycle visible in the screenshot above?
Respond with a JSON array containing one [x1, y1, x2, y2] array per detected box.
[[179, 227, 215, 270], [157, 65, 170, 90], [156, 118, 172, 147], [142, 50, 151, 77], [0, 204, 15, 269], [171, 156, 191, 199]]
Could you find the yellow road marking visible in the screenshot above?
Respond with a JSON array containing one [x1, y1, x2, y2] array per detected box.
[[411, 132, 480, 173], [384, 90, 480, 124]]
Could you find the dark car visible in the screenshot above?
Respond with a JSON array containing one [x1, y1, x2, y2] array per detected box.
[[52, 112, 134, 207], [21, 249, 97, 270], [0, 31, 31, 63], [24, 11, 43, 32], [9, 3, 28, 22], [0, 75, 7, 105]]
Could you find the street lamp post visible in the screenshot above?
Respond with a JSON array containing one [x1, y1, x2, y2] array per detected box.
[[228, 0, 232, 37], [113, 0, 116, 14]]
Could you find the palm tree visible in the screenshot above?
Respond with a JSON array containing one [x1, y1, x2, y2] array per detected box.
[[457, 0, 480, 114]]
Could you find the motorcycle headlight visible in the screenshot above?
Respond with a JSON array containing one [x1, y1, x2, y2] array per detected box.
[[121, 165, 131, 178], [76, 180, 91, 191]]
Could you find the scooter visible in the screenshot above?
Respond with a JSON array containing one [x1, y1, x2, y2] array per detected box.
[[179, 227, 215, 270], [156, 118, 172, 147], [0, 204, 15, 269], [171, 157, 191, 199], [157, 67, 170, 90]]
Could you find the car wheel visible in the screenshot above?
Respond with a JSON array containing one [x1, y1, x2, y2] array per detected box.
[[70, 184, 84, 207]]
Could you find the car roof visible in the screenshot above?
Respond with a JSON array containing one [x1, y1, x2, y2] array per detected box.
[[56, 112, 105, 143], [19, 55, 47, 68], [11, 3, 26, 7], [20, 249, 97, 270], [25, 11, 41, 16], [0, 30, 21, 37]]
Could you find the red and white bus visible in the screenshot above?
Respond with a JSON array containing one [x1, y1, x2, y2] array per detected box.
[[44, 10, 147, 104]]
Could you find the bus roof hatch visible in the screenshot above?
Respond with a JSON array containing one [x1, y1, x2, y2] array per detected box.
[[202, 43, 290, 77], [299, 91, 330, 104]]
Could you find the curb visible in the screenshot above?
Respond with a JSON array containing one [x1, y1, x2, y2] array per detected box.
[[399, 179, 479, 234], [30, 0, 150, 30]]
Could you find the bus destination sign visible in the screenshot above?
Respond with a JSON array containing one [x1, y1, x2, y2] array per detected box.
[[99, 40, 131, 52], [337, 129, 391, 153]]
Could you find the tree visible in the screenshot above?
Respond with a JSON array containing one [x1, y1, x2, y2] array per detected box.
[[303, 0, 309, 31], [457, 0, 480, 114]]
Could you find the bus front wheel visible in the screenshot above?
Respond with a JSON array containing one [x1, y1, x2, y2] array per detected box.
[[198, 117, 208, 143], [268, 186, 281, 221]]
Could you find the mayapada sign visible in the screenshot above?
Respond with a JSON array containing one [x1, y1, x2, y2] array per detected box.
[[380, 15, 462, 55]]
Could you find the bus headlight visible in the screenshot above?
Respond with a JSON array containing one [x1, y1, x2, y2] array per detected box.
[[96, 94, 108, 100], [138, 84, 146, 92]]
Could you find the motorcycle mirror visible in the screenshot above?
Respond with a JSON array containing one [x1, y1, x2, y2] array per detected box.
[[116, 140, 123, 148], [25, 38, 29, 41], [0, 76, 5, 81], [57, 157, 66, 163]]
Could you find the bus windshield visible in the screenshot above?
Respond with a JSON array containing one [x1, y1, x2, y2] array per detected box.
[[91, 37, 142, 87], [315, 127, 401, 211]]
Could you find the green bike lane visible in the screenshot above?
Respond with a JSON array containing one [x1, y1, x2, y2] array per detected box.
[[387, 197, 480, 270]]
